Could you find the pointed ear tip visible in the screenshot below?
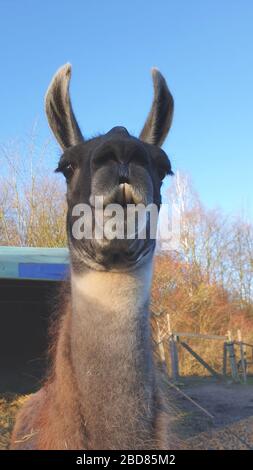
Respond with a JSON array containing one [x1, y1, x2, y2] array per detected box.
[[57, 63, 72, 79], [151, 67, 160, 78], [45, 63, 72, 104], [50, 63, 72, 86], [151, 67, 166, 87]]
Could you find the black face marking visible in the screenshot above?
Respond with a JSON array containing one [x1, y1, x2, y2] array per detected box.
[[56, 130, 172, 271]]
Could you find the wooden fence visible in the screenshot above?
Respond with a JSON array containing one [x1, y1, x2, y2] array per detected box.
[[154, 314, 253, 383]]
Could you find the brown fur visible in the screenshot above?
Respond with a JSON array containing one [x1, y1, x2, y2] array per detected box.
[[11, 265, 179, 450]]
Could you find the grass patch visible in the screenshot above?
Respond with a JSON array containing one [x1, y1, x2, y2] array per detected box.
[[0, 394, 29, 450]]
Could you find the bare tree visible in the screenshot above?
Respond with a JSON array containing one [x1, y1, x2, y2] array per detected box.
[[0, 126, 66, 247]]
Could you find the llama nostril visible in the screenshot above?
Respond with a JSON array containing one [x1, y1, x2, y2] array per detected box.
[[118, 163, 129, 184]]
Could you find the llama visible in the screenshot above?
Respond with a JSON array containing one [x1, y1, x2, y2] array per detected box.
[[10, 64, 174, 450]]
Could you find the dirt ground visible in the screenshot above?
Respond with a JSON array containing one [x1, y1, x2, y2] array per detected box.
[[165, 375, 253, 449], [1, 375, 253, 450], [173, 376, 253, 428]]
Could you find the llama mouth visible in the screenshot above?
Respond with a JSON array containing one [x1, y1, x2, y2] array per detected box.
[[89, 183, 148, 208], [116, 183, 148, 206], [119, 183, 134, 206]]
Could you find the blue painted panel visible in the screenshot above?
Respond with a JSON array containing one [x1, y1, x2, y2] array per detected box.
[[0, 246, 70, 280], [18, 263, 69, 281]]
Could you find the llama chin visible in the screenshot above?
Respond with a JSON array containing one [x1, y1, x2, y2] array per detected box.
[[11, 63, 175, 450]]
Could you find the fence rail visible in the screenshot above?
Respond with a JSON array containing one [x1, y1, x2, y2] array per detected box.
[[172, 332, 227, 341], [154, 314, 253, 384]]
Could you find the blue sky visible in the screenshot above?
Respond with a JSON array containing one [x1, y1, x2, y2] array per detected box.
[[0, 0, 252, 218]]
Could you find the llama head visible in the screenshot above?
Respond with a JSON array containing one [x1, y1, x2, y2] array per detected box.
[[45, 64, 174, 271]]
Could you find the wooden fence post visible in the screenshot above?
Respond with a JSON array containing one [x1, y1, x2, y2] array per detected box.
[[157, 322, 165, 363], [167, 313, 172, 336], [169, 335, 179, 381], [223, 342, 227, 376], [238, 329, 247, 384], [227, 341, 240, 382]]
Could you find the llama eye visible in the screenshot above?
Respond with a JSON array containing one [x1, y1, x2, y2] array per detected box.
[[62, 163, 76, 180], [157, 166, 167, 180], [156, 162, 173, 180]]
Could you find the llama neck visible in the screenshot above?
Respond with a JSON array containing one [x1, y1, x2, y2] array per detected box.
[[69, 260, 156, 449]]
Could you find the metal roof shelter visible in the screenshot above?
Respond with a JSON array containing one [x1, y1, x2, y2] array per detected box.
[[0, 246, 69, 281], [0, 246, 69, 393]]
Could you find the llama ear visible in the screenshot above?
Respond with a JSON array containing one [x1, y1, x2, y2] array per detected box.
[[45, 64, 84, 150], [139, 68, 174, 147]]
